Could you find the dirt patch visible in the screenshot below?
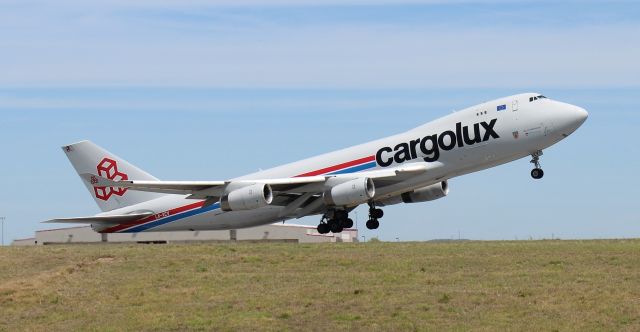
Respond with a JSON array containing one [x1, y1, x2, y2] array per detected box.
[[96, 256, 116, 263]]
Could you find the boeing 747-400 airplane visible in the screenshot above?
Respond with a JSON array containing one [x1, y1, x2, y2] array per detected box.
[[47, 93, 587, 234]]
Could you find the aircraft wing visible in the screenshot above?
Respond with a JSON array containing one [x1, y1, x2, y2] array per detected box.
[[43, 212, 153, 225], [78, 162, 441, 219], [80, 173, 226, 195], [81, 162, 434, 197]]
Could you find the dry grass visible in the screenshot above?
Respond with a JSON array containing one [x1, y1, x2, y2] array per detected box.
[[1, 240, 640, 331]]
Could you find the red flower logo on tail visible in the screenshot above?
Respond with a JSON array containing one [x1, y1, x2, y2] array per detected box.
[[94, 158, 128, 201]]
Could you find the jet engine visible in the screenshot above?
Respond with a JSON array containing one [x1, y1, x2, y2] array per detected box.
[[323, 177, 375, 207], [377, 181, 449, 206], [221, 183, 273, 211], [402, 181, 449, 203]]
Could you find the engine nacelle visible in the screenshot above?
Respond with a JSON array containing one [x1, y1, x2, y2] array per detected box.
[[323, 177, 375, 207], [402, 181, 449, 203], [220, 183, 273, 211], [377, 181, 449, 206]]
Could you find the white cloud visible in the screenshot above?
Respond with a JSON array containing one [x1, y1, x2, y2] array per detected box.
[[0, 89, 462, 112], [0, 2, 638, 88], [1, 0, 529, 8]]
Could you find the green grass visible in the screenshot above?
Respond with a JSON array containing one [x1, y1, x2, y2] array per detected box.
[[1, 240, 640, 331]]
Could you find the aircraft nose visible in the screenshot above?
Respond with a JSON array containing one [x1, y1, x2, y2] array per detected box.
[[572, 105, 589, 125], [556, 103, 588, 136]]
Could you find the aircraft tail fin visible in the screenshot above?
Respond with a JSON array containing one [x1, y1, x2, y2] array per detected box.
[[62, 140, 166, 212]]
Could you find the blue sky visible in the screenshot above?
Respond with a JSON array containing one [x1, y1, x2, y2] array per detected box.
[[0, 1, 638, 243]]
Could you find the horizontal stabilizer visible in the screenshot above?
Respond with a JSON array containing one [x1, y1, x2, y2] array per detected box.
[[44, 212, 153, 225]]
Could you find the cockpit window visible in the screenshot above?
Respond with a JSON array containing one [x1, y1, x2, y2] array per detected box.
[[529, 95, 547, 102]]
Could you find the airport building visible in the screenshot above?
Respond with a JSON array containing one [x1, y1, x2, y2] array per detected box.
[[11, 223, 358, 245]]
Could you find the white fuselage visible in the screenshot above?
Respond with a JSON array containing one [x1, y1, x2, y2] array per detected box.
[[97, 93, 587, 233]]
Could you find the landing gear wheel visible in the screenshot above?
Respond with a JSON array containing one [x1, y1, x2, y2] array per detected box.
[[368, 202, 384, 218], [531, 168, 544, 179], [366, 219, 379, 230], [529, 150, 544, 180], [317, 223, 330, 234], [341, 218, 354, 229], [330, 221, 343, 233], [371, 208, 384, 219]]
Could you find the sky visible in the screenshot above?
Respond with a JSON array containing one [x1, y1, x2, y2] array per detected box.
[[0, 0, 638, 243]]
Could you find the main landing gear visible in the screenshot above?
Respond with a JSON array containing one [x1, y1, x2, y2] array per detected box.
[[316, 204, 385, 234], [316, 209, 354, 234], [530, 150, 544, 180], [365, 202, 383, 230]]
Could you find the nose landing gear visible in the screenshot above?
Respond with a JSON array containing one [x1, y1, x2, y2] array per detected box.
[[530, 150, 544, 179]]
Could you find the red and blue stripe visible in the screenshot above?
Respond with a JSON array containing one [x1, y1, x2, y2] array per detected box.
[[294, 155, 376, 177]]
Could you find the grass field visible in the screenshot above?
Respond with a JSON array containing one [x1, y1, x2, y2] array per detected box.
[[1, 240, 639, 331]]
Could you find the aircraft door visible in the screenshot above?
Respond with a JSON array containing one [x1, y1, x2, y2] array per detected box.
[[512, 99, 519, 122], [544, 122, 554, 136]]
